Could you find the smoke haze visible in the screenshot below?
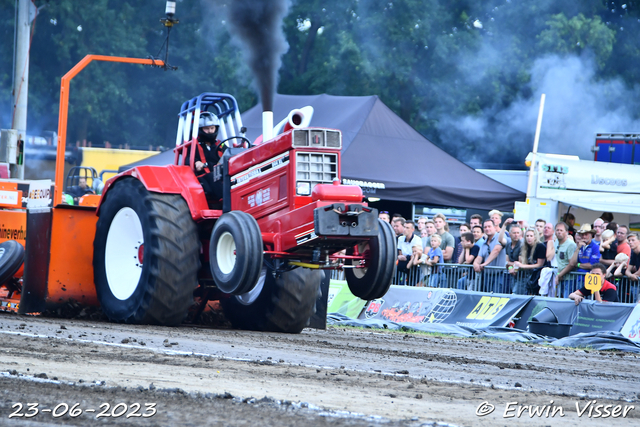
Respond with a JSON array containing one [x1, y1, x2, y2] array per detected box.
[[436, 54, 640, 167], [225, 0, 291, 111]]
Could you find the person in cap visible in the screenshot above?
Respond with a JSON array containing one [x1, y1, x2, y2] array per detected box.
[[192, 111, 228, 199], [574, 224, 601, 272], [569, 263, 618, 304]]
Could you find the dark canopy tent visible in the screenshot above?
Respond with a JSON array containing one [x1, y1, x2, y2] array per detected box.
[[123, 94, 523, 210]]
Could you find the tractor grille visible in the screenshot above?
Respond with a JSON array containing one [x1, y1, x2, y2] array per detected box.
[[295, 152, 338, 195], [292, 129, 342, 149]]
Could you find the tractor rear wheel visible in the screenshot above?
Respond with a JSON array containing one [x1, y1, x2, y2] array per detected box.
[[93, 178, 199, 325], [209, 211, 263, 295], [345, 219, 396, 301], [221, 265, 322, 333], [0, 241, 24, 285]]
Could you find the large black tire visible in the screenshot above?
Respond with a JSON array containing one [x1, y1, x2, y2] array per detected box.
[[345, 219, 396, 301], [0, 240, 24, 284], [209, 211, 264, 295], [221, 266, 322, 333], [93, 178, 200, 325]]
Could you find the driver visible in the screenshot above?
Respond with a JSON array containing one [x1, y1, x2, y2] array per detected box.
[[193, 111, 227, 199]]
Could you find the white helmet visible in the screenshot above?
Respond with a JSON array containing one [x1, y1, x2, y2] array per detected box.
[[199, 111, 220, 128]]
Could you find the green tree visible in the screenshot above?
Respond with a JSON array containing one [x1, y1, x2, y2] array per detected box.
[[537, 13, 615, 68]]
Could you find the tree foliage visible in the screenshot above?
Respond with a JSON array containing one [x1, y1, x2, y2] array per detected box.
[[1, 0, 640, 166]]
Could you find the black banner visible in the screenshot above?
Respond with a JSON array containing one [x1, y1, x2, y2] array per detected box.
[[513, 297, 577, 330], [570, 302, 635, 335]]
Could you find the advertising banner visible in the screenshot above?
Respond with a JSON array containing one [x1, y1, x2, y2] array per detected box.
[[326, 281, 367, 319], [359, 286, 531, 328], [620, 305, 640, 342], [535, 154, 640, 197], [570, 302, 635, 335]]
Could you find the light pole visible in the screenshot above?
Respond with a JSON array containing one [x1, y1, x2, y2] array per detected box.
[[10, 0, 35, 179]]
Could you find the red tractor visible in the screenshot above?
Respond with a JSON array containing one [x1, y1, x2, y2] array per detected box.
[[0, 56, 396, 334], [92, 92, 396, 332]]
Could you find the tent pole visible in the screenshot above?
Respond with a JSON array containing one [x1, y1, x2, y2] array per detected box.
[[525, 94, 546, 200]]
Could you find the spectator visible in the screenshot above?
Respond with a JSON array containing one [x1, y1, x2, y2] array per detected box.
[[416, 216, 428, 233], [392, 217, 406, 238], [563, 212, 577, 238], [489, 210, 504, 234], [503, 220, 523, 268], [422, 220, 437, 250], [398, 220, 422, 259], [608, 252, 629, 280], [554, 222, 577, 298], [378, 211, 390, 223], [426, 234, 444, 287], [397, 220, 422, 285], [472, 225, 484, 246], [542, 222, 556, 264], [433, 213, 455, 263], [601, 212, 614, 223], [458, 232, 479, 264], [405, 244, 425, 286], [592, 218, 605, 244], [599, 229, 618, 267], [469, 214, 483, 229], [513, 227, 547, 295], [457, 232, 479, 290], [559, 225, 601, 290], [607, 253, 629, 295], [420, 228, 429, 239], [535, 219, 546, 240], [616, 225, 631, 257], [454, 223, 471, 264], [569, 263, 618, 304], [575, 224, 601, 272], [625, 233, 640, 297], [473, 219, 508, 292]]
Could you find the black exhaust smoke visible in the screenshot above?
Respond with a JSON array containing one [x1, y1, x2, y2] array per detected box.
[[226, 0, 290, 112]]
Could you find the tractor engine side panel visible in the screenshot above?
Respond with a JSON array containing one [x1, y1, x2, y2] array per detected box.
[[229, 151, 291, 223]]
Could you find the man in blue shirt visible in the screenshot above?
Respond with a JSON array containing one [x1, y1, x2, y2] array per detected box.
[[575, 224, 601, 272]]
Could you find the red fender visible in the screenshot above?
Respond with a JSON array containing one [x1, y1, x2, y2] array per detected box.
[[97, 165, 211, 221]]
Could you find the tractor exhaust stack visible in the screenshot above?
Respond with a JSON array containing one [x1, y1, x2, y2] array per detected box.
[[262, 111, 273, 142]]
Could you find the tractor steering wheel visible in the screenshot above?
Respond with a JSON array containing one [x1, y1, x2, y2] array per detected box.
[[220, 136, 252, 149]]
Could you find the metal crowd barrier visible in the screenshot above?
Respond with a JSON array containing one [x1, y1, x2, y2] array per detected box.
[[330, 263, 638, 304]]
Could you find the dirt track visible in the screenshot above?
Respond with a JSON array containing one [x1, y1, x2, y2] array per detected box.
[[0, 314, 638, 426]]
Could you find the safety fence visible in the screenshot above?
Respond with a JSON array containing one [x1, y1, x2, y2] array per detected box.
[[330, 264, 639, 304]]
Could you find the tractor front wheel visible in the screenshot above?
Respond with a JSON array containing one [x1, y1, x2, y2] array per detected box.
[[345, 219, 396, 301], [209, 211, 263, 295], [93, 178, 199, 325]]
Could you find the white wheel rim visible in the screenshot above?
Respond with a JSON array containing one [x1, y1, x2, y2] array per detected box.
[[236, 267, 267, 305], [0, 247, 5, 261], [105, 207, 144, 300], [216, 231, 236, 275]]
